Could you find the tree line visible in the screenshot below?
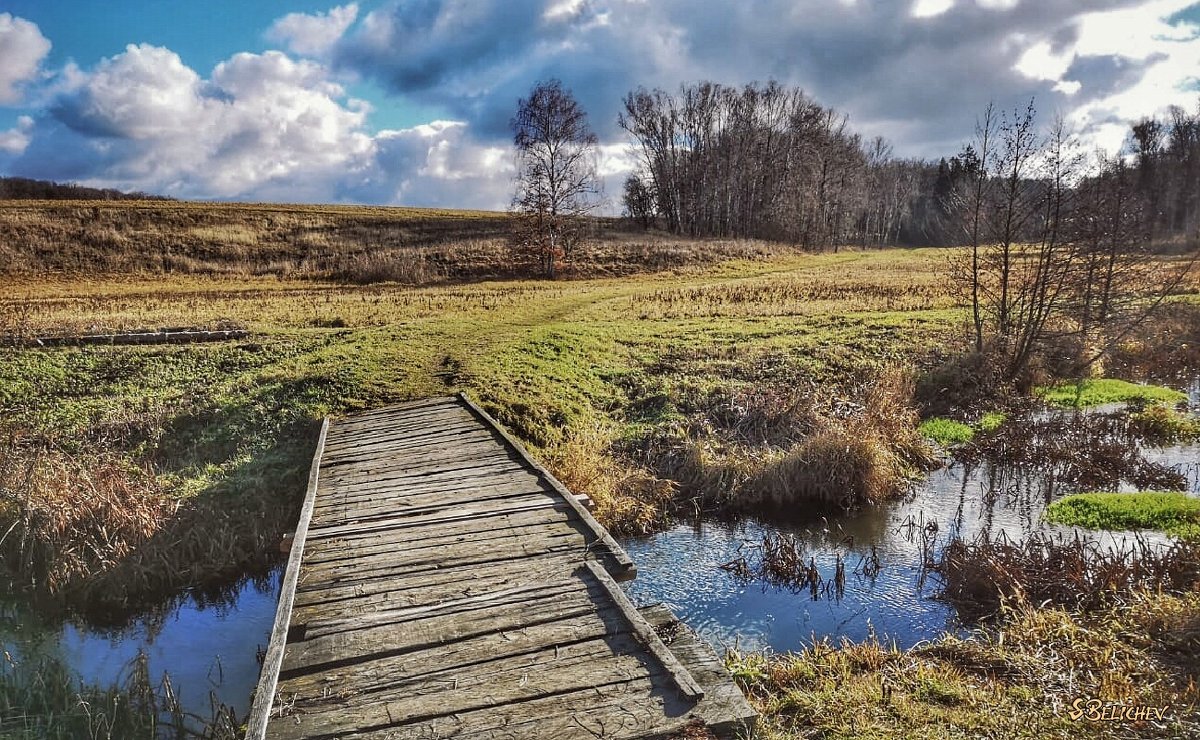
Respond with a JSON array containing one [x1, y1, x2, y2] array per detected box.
[[509, 80, 1196, 383], [616, 81, 1200, 252], [0, 176, 170, 201]]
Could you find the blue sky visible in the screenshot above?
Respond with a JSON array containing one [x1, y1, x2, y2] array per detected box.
[[1, 1, 1198, 208]]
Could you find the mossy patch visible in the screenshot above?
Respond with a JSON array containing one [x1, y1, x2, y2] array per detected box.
[[1046, 491, 1200, 539], [1037, 378, 1187, 409], [919, 410, 1007, 447], [919, 417, 976, 446]]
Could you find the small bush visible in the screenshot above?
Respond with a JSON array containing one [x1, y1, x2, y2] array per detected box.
[[1128, 404, 1200, 444], [914, 350, 1017, 418], [977, 410, 1006, 433]]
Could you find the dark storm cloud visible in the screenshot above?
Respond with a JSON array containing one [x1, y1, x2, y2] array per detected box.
[[330, 0, 1156, 157], [1064, 53, 1169, 100]]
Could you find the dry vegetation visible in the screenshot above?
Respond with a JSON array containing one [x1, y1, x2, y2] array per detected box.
[[732, 589, 1200, 739], [0, 200, 793, 286]]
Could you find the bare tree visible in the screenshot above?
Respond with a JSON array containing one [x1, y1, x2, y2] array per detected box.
[[510, 79, 601, 278], [622, 173, 657, 229]]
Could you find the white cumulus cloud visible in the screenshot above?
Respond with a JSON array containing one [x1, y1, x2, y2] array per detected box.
[[0, 115, 33, 154], [0, 14, 51, 104], [266, 4, 359, 58]]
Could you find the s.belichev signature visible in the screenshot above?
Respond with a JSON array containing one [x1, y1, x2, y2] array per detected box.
[[1068, 698, 1171, 722]]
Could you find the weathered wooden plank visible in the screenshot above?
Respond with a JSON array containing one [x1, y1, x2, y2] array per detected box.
[[319, 454, 524, 485], [321, 424, 497, 454], [302, 505, 571, 559], [317, 459, 529, 492], [303, 496, 569, 542], [306, 485, 560, 532], [297, 529, 582, 590], [315, 465, 536, 503], [319, 438, 513, 473], [301, 520, 585, 568], [271, 635, 667, 740], [321, 424, 495, 455], [309, 478, 552, 520], [290, 551, 584, 619], [245, 417, 329, 740], [324, 405, 471, 434], [298, 575, 585, 639], [274, 676, 692, 740], [329, 397, 461, 423], [279, 606, 630, 701], [281, 580, 594, 676], [312, 470, 542, 506]]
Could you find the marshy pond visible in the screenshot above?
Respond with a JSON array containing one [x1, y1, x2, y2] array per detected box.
[[3, 380, 1197, 723], [623, 379, 1200, 653]]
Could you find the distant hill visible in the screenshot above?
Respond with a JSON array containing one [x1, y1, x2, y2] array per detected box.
[[0, 177, 171, 201]]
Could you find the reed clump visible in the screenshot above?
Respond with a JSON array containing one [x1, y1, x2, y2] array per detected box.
[[617, 367, 935, 522], [0, 652, 239, 739], [543, 423, 677, 535], [934, 531, 1200, 618], [0, 426, 172, 594]]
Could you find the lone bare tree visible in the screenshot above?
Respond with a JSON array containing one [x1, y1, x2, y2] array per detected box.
[[510, 79, 601, 277]]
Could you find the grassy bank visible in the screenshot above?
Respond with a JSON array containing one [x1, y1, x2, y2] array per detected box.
[[730, 589, 1200, 739], [1037, 379, 1188, 409]]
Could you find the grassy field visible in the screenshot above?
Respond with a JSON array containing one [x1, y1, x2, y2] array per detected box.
[[0, 199, 797, 282], [1, 203, 1198, 737]]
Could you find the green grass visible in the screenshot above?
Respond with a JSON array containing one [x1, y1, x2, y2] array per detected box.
[[1037, 378, 1187, 408], [919, 410, 1007, 446], [1045, 492, 1200, 539], [978, 410, 1006, 432], [919, 417, 976, 446]]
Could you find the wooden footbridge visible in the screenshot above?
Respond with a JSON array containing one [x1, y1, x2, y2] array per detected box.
[[246, 394, 756, 739]]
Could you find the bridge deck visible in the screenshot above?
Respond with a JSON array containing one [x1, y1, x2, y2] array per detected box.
[[248, 394, 755, 740]]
